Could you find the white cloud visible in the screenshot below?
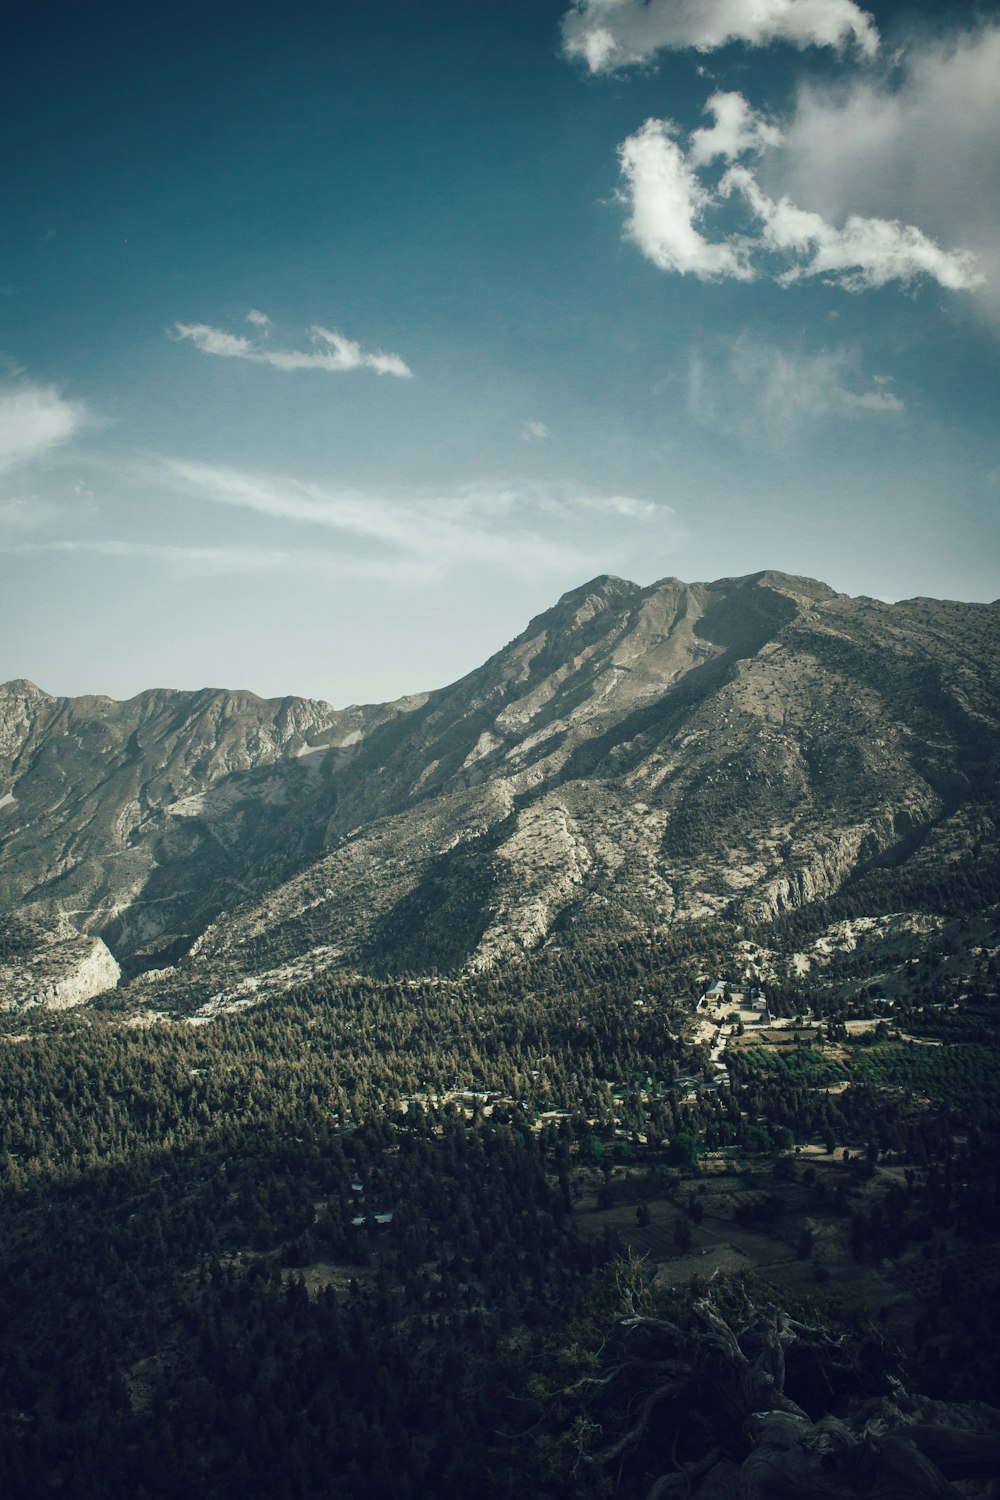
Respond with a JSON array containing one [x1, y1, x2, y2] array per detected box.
[[722, 164, 983, 291], [616, 76, 984, 296], [173, 318, 412, 377], [0, 382, 86, 473], [689, 91, 782, 167], [309, 327, 412, 378], [760, 24, 1000, 320], [618, 119, 752, 280], [690, 333, 906, 438], [597, 23, 995, 311], [163, 461, 669, 584], [245, 309, 271, 329], [522, 420, 550, 440], [563, 0, 878, 74]]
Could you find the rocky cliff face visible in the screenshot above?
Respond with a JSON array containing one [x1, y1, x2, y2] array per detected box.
[[0, 916, 121, 1012], [2, 571, 998, 1004]]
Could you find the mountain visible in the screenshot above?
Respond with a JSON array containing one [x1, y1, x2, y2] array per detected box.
[[2, 570, 998, 1010], [0, 679, 425, 976]]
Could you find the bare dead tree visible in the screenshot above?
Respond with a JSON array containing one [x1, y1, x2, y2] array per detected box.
[[565, 1269, 1000, 1500]]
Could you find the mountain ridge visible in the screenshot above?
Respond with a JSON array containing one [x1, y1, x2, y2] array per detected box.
[[2, 571, 998, 1008]]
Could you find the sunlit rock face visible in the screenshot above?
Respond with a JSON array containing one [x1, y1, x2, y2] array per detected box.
[[1, 571, 998, 1004], [0, 918, 121, 1012]]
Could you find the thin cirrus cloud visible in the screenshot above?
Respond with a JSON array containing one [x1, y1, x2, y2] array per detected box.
[[1, 454, 673, 587], [173, 313, 412, 377], [689, 334, 905, 441], [0, 381, 86, 473], [617, 89, 983, 294], [163, 460, 671, 583], [562, 0, 879, 74], [0, 536, 436, 584]]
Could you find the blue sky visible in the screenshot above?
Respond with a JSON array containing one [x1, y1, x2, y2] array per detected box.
[[1, 0, 998, 704]]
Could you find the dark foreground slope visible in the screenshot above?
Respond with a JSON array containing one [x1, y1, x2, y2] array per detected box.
[[2, 932, 999, 1500]]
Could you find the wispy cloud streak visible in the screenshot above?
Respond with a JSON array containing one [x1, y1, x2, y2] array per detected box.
[[173, 315, 412, 377], [689, 334, 905, 440], [163, 461, 674, 583], [0, 537, 434, 583]]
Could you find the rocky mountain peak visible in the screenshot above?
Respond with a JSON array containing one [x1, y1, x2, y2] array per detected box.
[[0, 678, 51, 703], [519, 573, 640, 636], [1, 571, 997, 1004], [706, 570, 840, 605]]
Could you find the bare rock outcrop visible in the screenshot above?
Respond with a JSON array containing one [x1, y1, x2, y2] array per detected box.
[[0, 923, 120, 1012]]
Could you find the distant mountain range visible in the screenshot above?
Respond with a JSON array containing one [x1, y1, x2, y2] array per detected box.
[[2, 571, 998, 1011]]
